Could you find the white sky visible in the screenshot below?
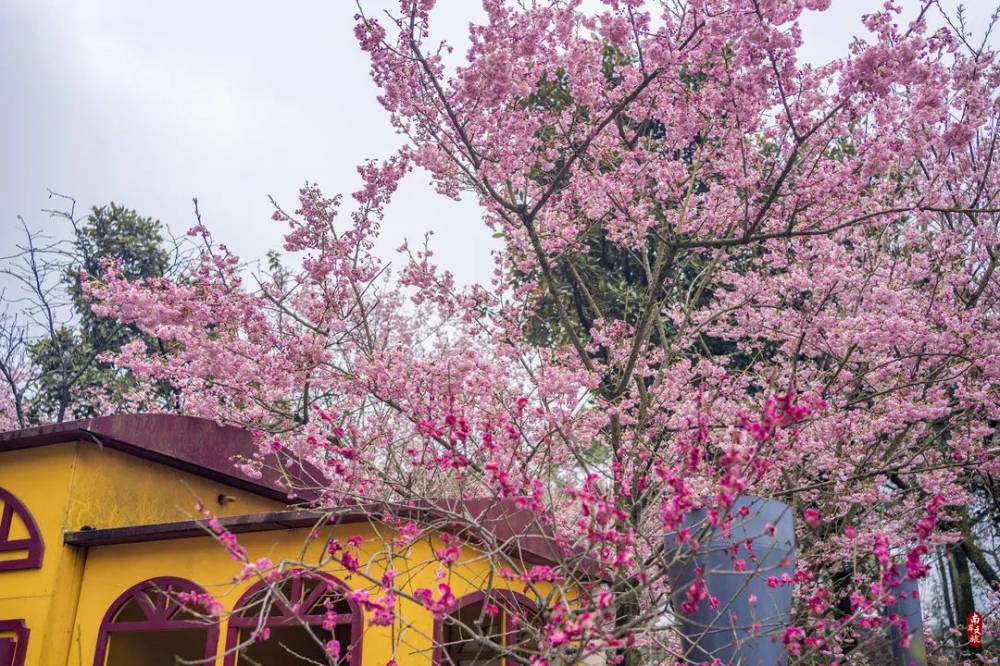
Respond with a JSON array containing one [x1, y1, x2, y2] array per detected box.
[[1, 1, 995, 288]]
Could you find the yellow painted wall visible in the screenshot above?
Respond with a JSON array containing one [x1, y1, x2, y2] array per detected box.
[[73, 522, 559, 666], [1, 441, 569, 666], [65, 444, 283, 531], [0, 441, 286, 666], [0, 445, 83, 666]]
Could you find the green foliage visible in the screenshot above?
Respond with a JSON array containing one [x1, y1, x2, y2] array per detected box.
[[25, 327, 99, 422], [68, 203, 170, 351], [24, 204, 173, 423]]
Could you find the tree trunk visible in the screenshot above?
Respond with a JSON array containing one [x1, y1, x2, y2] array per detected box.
[[947, 544, 978, 657], [960, 518, 1000, 594], [613, 591, 645, 666], [937, 550, 955, 630]]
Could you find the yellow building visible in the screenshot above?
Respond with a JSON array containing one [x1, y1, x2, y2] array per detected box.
[[0, 414, 574, 666]]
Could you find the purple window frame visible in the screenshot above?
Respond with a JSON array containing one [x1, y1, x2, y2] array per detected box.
[[432, 590, 538, 666], [0, 487, 44, 572], [0, 619, 29, 666], [93, 576, 220, 666], [223, 571, 363, 666]]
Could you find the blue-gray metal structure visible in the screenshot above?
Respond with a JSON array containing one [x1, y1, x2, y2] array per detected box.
[[665, 495, 795, 665], [887, 566, 928, 666]]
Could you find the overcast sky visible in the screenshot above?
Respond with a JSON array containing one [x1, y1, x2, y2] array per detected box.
[[1, 1, 995, 289]]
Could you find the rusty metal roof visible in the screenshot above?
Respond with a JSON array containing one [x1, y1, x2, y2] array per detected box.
[[0, 413, 319, 503]]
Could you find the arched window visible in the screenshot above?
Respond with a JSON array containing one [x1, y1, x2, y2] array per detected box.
[[434, 591, 538, 666], [94, 577, 219, 666], [224, 571, 362, 666], [0, 620, 29, 666], [0, 487, 44, 571]]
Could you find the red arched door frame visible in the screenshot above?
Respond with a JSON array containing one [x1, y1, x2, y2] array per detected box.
[[223, 571, 363, 666], [433, 589, 539, 666], [93, 576, 219, 666]]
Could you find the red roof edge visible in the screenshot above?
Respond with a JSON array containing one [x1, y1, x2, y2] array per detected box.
[[63, 500, 601, 579], [0, 413, 320, 504]]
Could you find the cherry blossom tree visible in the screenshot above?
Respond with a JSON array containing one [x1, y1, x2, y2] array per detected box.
[[81, 0, 1000, 663]]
